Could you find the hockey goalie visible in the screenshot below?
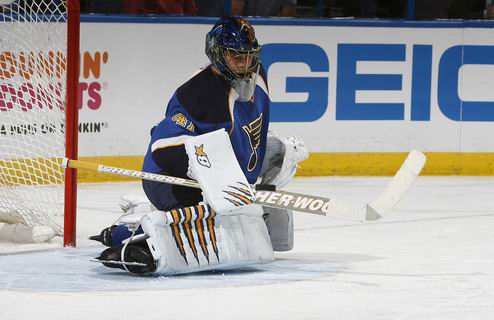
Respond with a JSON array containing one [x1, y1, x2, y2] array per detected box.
[[89, 16, 309, 275]]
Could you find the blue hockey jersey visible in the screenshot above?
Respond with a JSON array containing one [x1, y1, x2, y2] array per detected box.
[[142, 66, 270, 210]]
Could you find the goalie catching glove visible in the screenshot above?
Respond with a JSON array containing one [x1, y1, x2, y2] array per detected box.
[[259, 132, 308, 189]]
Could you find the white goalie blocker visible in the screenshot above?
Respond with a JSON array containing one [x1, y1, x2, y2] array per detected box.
[[119, 129, 273, 275]]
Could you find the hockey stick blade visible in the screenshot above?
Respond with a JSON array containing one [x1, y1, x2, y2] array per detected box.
[[365, 150, 426, 221], [254, 150, 426, 222]]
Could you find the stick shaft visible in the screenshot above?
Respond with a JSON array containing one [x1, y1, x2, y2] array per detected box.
[[63, 158, 342, 217], [63, 158, 201, 189]]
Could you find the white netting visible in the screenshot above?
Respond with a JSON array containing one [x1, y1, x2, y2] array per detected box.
[[0, 0, 68, 235]]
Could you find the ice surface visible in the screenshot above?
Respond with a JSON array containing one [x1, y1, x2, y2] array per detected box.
[[0, 247, 336, 292], [1, 177, 493, 320]]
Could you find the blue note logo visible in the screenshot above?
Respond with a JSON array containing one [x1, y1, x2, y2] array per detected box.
[[242, 113, 263, 171]]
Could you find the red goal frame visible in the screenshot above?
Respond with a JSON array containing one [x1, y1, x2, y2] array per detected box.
[[64, 0, 80, 247]]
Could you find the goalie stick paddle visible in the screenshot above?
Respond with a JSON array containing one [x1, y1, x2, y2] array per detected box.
[[62, 150, 426, 222]]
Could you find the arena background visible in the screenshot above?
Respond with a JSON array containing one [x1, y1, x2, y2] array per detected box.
[[75, 16, 494, 181]]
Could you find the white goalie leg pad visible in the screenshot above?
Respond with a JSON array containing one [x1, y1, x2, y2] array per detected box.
[[138, 203, 274, 276], [263, 207, 294, 252], [0, 222, 56, 243]]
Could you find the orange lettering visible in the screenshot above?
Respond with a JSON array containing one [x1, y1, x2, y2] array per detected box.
[[55, 51, 66, 79], [36, 52, 53, 78], [83, 51, 101, 79], [18, 52, 34, 80], [0, 52, 16, 80]]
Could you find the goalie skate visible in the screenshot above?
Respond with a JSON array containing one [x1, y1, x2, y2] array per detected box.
[[93, 243, 157, 274]]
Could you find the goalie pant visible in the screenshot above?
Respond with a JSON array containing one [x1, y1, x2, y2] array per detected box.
[[111, 197, 294, 253], [116, 203, 274, 275]]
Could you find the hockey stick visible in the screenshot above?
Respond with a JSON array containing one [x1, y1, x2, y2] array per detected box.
[[62, 150, 426, 222], [254, 150, 426, 221]]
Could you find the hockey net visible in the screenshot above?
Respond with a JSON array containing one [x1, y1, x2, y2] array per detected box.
[[0, 0, 78, 243]]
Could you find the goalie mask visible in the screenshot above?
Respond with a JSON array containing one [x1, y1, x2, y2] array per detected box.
[[205, 16, 261, 85]]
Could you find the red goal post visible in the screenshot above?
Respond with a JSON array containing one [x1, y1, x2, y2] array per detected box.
[[64, 0, 80, 247], [0, 0, 80, 246]]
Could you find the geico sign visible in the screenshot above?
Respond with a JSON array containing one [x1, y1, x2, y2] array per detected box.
[[262, 43, 494, 122]]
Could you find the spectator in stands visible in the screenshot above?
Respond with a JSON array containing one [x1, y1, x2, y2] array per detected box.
[[121, 0, 198, 15], [232, 0, 297, 17], [448, 0, 494, 19], [82, 0, 122, 14], [414, 0, 450, 19], [373, 0, 405, 18], [196, 0, 224, 16], [339, 0, 377, 18], [339, 0, 404, 18]]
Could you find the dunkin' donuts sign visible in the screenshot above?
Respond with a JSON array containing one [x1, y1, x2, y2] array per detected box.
[[0, 50, 109, 112]]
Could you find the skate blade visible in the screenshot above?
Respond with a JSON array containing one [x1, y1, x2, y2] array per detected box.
[[90, 258, 147, 267]]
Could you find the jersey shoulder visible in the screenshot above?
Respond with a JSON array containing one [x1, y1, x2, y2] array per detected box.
[[176, 67, 231, 123]]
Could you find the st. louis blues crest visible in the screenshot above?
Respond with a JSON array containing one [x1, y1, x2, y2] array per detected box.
[[242, 113, 263, 172]]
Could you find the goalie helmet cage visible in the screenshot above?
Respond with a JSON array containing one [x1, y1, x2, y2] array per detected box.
[[0, 0, 80, 246]]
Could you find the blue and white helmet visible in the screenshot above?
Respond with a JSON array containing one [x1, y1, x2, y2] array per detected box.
[[205, 16, 261, 81]]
